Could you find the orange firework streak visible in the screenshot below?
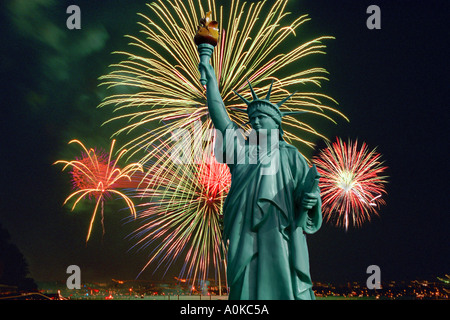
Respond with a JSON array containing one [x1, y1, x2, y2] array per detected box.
[[55, 139, 143, 242]]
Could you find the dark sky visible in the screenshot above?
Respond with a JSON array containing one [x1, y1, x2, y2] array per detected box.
[[1, 0, 448, 286]]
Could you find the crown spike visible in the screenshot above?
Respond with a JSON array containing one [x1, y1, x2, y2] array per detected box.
[[276, 91, 298, 108], [230, 106, 249, 114], [265, 80, 274, 101], [246, 78, 258, 101], [281, 111, 308, 117], [233, 90, 250, 105]]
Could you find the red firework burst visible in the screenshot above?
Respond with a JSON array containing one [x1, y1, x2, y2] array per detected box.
[[312, 137, 388, 230], [55, 139, 143, 242], [70, 150, 140, 196], [198, 154, 231, 207]]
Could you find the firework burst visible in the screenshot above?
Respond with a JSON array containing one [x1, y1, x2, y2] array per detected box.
[[313, 137, 388, 230], [55, 139, 143, 242], [127, 136, 230, 288], [98, 0, 348, 165]]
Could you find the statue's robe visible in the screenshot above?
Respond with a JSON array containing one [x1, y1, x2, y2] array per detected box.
[[217, 123, 322, 300]]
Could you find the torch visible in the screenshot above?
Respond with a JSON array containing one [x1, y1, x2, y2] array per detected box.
[[194, 11, 219, 86]]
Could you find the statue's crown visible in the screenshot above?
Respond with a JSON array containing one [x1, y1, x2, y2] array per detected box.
[[232, 79, 305, 122]]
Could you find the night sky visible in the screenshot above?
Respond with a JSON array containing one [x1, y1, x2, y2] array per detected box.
[[1, 0, 448, 286]]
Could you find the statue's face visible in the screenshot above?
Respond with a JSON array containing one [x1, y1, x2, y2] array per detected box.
[[249, 111, 279, 132]]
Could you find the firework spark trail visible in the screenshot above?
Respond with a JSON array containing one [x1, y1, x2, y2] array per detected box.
[[55, 139, 143, 242], [126, 137, 230, 287], [98, 0, 348, 166], [313, 137, 388, 230]]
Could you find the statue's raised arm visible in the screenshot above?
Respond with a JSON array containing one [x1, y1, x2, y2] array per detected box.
[[198, 62, 232, 133], [194, 11, 232, 133]]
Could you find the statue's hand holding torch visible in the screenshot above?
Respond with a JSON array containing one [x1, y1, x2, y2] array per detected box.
[[194, 11, 219, 86]]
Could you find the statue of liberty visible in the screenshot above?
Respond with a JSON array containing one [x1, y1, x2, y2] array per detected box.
[[199, 62, 322, 300], [196, 14, 322, 300]]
